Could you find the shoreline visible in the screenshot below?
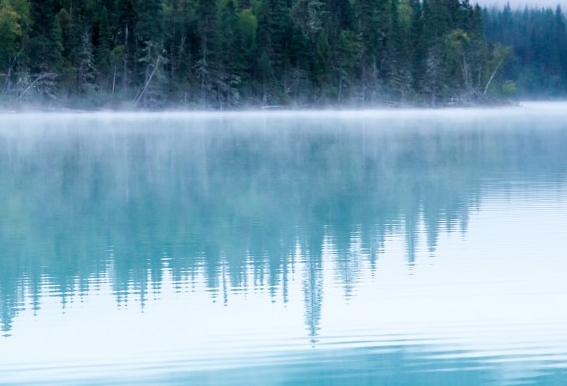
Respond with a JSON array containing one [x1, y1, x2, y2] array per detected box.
[[0, 100, 530, 115]]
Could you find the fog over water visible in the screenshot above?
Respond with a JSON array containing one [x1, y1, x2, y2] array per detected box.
[[0, 103, 566, 385]]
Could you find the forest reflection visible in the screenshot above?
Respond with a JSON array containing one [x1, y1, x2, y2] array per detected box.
[[1, 113, 567, 338]]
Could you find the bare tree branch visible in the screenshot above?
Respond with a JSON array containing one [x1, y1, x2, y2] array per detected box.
[[17, 73, 58, 102]]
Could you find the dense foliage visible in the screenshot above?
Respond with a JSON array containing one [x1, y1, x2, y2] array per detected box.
[[0, 0, 565, 108], [484, 4, 567, 98]]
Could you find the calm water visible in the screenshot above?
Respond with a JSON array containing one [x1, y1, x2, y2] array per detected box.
[[1, 104, 567, 385]]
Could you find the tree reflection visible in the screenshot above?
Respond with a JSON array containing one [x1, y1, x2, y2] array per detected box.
[[0, 114, 566, 336]]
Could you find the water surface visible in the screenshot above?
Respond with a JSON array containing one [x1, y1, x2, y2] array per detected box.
[[1, 104, 567, 385]]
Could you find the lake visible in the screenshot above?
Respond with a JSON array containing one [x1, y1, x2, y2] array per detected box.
[[1, 104, 567, 385]]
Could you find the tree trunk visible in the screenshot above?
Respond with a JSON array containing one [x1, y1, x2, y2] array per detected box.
[[483, 58, 505, 97]]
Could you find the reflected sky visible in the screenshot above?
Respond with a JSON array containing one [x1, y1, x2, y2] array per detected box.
[[1, 106, 567, 385]]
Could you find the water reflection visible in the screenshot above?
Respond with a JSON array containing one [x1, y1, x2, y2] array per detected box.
[[1, 110, 567, 384]]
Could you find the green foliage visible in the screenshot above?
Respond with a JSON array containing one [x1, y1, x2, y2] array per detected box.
[[334, 30, 362, 101], [95, 6, 112, 75], [484, 4, 567, 97], [0, 0, 28, 94], [0, 0, 23, 69], [134, 0, 163, 42], [0, 0, 563, 106], [501, 80, 517, 96], [238, 8, 257, 39]]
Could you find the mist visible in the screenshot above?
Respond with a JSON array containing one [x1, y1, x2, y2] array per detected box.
[[475, 0, 567, 8]]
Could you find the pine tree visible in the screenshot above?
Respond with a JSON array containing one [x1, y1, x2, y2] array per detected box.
[[77, 28, 96, 94], [0, 0, 24, 74], [0, 0, 30, 97], [195, 0, 219, 104], [255, 0, 292, 103], [409, 0, 426, 95], [28, 0, 63, 74], [334, 29, 361, 102], [385, 0, 409, 99], [134, 0, 165, 105], [355, 0, 380, 101], [135, 0, 162, 42], [325, 0, 354, 38], [114, 0, 137, 96], [554, 6, 567, 90], [95, 6, 112, 82], [161, 0, 199, 103], [374, 0, 392, 83], [236, 7, 258, 98], [218, 0, 243, 106], [291, 0, 323, 42]]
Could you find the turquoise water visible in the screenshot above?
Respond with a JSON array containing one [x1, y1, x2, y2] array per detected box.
[[1, 105, 567, 385]]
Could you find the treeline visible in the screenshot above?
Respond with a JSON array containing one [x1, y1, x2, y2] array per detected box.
[[0, 0, 561, 108], [484, 5, 567, 98]]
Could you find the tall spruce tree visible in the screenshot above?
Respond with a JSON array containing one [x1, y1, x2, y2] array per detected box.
[[218, 0, 243, 106], [255, 0, 292, 103], [114, 0, 137, 96], [0, 0, 30, 97], [95, 6, 112, 85], [355, 0, 380, 101], [195, 0, 219, 104], [134, 0, 164, 106]]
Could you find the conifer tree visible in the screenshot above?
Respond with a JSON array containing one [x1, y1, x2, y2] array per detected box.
[[195, 0, 219, 104], [135, 0, 165, 106], [77, 28, 96, 94], [95, 6, 112, 85], [325, 0, 354, 38], [355, 0, 380, 100], [334, 29, 361, 102], [135, 0, 162, 42], [218, 0, 243, 106], [114, 0, 137, 96], [409, 0, 426, 94], [0, 1, 21, 67], [255, 0, 292, 102]]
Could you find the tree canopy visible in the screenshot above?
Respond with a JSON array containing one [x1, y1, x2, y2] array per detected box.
[[0, 0, 565, 108]]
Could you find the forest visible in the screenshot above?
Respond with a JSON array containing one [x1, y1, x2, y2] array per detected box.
[[0, 0, 566, 108]]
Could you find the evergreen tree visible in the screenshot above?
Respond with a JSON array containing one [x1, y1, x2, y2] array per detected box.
[[484, 4, 567, 97], [291, 0, 323, 42], [77, 28, 96, 94], [162, 0, 198, 103], [334, 29, 361, 102], [195, 0, 219, 104], [554, 6, 567, 90], [0, 0, 30, 97], [355, 0, 380, 101], [409, 0, 426, 94], [255, 0, 292, 103], [114, 0, 137, 96], [95, 6, 112, 81], [28, 0, 63, 73], [325, 0, 354, 37], [0, 0, 22, 70], [135, 0, 162, 42], [134, 0, 165, 106], [218, 0, 243, 106], [2, 0, 561, 106]]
